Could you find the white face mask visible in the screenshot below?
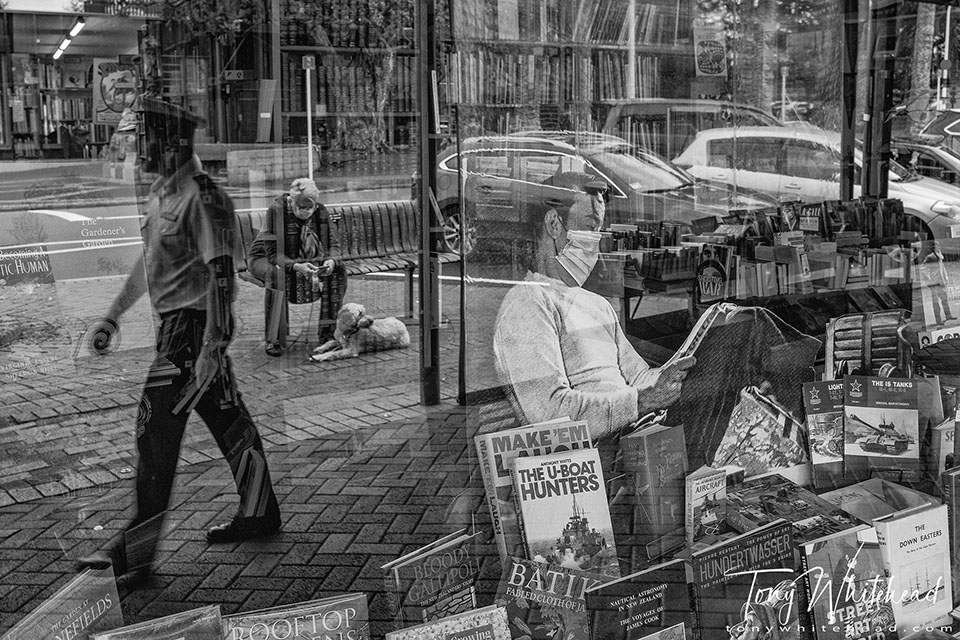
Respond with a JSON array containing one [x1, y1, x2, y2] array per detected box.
[[556, 229, 602, 287]]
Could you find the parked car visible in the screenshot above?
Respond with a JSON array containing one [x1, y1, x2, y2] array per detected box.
[[672, 126, 960, 240], [890, 139, 960, 186], [435, 132, 777, 255], [598, 98, 780, 161]]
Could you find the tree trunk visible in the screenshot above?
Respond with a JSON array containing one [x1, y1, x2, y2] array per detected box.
[[911, 1, 936, 137]]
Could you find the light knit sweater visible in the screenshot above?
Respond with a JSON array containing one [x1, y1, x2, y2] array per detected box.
[[493, 272, 656, 439]]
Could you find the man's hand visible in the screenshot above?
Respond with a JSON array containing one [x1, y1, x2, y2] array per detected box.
[[193, 343, 221, 389], [635, 355, 696, 414], [318, 259, 335, 276], [293, 262, 319, 276]]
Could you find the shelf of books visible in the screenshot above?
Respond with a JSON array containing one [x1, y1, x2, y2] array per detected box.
[[278, 0, 416, 149], [450, 0, 695, 135]]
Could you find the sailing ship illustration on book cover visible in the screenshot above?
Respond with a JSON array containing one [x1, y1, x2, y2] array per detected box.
[[513, 448, 620, 578]]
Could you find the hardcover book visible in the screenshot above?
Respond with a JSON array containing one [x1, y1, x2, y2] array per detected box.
[[684, 466, 726, 545], [942, 466, 960, 610], [799, 525, 896, 640], [843, 376, 920, 482], [475, 418, 592, 559], [725, 473, 862, 547], [494, 556, 606, 640], [512, 447, 620, 578], [1, 568, 123, 640], [584, 558, 693, 640], [874, 503, 953, 636], [384, 604, 511, 640], [222, 594, 368, 640], [91, 605, 222, 640], [802, 380, 846, 489], [381, 528, 482, 628], [619, 422, 688, 548], [686, 519, 800, 640]]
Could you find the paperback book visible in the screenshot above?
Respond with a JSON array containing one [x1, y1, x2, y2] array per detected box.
[[494, 556, 606, 640], [584, 558, 693, 640], [221, 593, 369, 640], [843, 376, 920, 483], [512, 447, 620, 578], [684, 466, 726, 545], [802, 380, 846, 489], [695, 243, 734, 304], [0, 567, 123, 640], [384, 604, 511, 640], [475, 418, 591, 559], [381, 528, 482, 628], [874, 503, 953, 637], [799, 525, 896, 640], [686, 519, 800, 640], [725, 473, 862, 547], [91, 605, 222, 640]]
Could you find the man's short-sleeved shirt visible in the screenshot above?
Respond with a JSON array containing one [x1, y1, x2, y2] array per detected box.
[[141, 158, 240, 314]]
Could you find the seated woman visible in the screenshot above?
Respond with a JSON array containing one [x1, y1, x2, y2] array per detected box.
[[248, 177, 347, 356]]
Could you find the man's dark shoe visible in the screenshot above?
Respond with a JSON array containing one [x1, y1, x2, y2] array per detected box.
[[206, 513, 281, 544]]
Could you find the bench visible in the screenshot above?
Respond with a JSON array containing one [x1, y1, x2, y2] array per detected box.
[[235, 200, 460, 319]]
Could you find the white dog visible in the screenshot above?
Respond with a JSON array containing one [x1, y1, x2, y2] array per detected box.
[[310, 302, 410, 362]]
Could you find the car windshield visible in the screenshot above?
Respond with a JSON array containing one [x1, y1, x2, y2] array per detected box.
[[585, 143, 693, 192], [852, 139, 916, 182]]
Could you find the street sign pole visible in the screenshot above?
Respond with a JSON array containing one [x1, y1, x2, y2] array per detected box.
[[303, 55, 315, 178]]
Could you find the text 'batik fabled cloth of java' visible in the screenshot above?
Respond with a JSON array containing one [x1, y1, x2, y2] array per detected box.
[[667, 305, 822, 470]]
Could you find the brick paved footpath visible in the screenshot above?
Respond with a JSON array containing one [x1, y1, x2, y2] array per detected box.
[[0, 402, 503, 639], [0, 268, 511, 637]]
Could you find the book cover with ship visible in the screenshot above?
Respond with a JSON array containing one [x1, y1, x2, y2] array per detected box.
[[584, 558, 693, 640], [222, 593, 368, 640], [686, 519, 800, 640], [684, 466, 726, 545], [381, 528, 482, 629], [494, 556, 606, 640], [799, 524, 897, 640], [384, 604, 511, 640], [725, 473, 862, 547], [843, 376, 920, 483], [91, 605, 221, 640], [874, 503, 953, 637], [1, 567, 122, 640], [512, 447, 620, 578], [475, 418, 592, 559], [802, 380, 846, 489]]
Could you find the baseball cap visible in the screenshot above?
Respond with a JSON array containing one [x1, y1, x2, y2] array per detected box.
[[539, 172, 609, 209]]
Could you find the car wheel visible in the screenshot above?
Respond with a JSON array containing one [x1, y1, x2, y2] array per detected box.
[[440, 207, 477, 256]]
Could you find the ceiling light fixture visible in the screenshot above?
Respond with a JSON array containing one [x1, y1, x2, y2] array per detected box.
[[69, 17, 86, 38], [53, 17, 85, 60]]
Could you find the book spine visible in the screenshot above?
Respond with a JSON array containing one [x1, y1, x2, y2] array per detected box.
[[684, 478, 694, 546], [383, 568, 403, 630], [796, 550, 818, 640], [685, 563, 703, 640], [475, 436, 507, 559]]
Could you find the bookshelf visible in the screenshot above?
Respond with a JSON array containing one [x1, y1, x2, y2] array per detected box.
[[450, 0, 696, 135], [278, 0, 417, 149], [7, 54, 94, 159]]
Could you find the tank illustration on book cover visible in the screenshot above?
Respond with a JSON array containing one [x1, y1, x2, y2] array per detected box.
[[843, 376, 920, 482]]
